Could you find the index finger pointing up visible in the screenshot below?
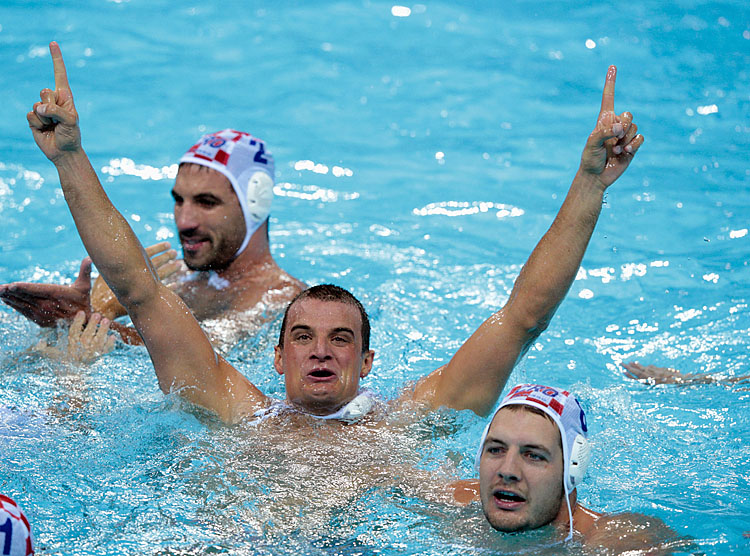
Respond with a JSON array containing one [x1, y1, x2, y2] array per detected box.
[[599, 65, 617, 115], [49, 41, 70, 91]]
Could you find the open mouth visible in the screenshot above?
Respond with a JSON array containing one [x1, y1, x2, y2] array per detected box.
[[308, 369, 336, 381], [493, 490, 526, 509]]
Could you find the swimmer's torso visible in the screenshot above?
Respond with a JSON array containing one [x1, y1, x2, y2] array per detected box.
[[167, 264, 304, 350], [184, 400, 463, 534]]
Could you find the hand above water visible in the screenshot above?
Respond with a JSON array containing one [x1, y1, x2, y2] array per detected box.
[[26, 41, 81, 163], [0, 257, 93, 327], [579, 65, 644, 190], [1, 243, 178, 326], [33, 310, 116, 364]]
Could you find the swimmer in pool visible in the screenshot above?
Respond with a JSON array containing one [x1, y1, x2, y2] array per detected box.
[[1, 127, 304, 351], [26, 42, 642, 424], [449, 384, 681, 551]]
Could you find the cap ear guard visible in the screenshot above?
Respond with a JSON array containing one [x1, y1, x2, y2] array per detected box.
[[245, 171, 274, 222], [568, 433, 591, 489]]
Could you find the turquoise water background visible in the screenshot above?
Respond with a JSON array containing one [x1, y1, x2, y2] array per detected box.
[[1, 1, 749, 554]]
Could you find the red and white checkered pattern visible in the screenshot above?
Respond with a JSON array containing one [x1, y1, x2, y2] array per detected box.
[[503, 384, 571, 417], [0, 495, 33, 556]]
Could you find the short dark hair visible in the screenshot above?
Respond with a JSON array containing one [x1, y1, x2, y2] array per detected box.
[[277, 284, 371, 352]]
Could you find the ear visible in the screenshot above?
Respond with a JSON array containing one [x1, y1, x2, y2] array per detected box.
[[359, 350, 375, 378], [274, 345, 284, 375]]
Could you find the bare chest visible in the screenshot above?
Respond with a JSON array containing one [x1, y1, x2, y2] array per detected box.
[[173, 276, 264, 321]]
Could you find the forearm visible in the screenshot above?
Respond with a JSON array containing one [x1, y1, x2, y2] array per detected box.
[[53, 150, 157, 310], [506, 170, 605, 337]]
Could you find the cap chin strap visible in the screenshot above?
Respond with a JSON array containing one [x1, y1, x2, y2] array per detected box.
[[307, 390, 377, 423]]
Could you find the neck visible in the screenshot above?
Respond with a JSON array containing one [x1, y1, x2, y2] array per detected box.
[[550, 489, 578, 538], [213, 222, 278, 283], [290, 399, 348, 417], [288, 392, 361, 418]]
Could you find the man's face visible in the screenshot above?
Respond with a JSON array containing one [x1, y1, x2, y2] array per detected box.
[[479, 407, 566, 533], [171, 164, 246, 271], [274, 298, 374, 415]]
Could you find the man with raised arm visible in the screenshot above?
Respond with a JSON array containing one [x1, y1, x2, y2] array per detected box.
[[3, 124, 303, 352], [27, 42, 641, 424]]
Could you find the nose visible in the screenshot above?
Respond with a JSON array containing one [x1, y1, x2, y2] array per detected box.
[[496, 450, 521, 483], [175, 202, 198, 233], [310, 335, 333, 361]]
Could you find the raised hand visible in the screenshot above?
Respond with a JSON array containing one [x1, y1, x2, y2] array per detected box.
[[0, 257, 93, 327], [580, 66, 644, 189], [26, 41, 81, 162]]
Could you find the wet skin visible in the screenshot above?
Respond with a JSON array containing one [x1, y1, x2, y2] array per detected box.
[[274, 298, 375, 416], [479, 408, 567, 532], [172, 163, 246, 271]]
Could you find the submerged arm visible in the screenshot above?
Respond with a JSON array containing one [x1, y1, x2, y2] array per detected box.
[[412, 66, 644, 416], [28, 42, 266, 422]]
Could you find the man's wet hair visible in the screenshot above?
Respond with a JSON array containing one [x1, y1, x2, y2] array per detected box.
[[278, 284, 371, 352]]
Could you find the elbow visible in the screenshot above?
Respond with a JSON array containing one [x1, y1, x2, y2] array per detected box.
[[509, 302, 555, 345], [115, 271, 162, 312]]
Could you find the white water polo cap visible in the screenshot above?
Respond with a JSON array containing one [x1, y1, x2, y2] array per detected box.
[[475, 384, 591, 542], [0, 494, 34, 555], [180, 129, 275, 257]]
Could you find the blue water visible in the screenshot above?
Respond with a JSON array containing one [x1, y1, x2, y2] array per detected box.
[[1, 1, 749, 554]]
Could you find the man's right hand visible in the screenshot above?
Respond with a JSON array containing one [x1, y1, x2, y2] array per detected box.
[[26, 41, 81, 163], [0, 257, 92, 327]]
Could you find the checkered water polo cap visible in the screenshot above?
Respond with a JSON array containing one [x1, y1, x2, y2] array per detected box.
[[475, 384, 591, 542], [0, 495, 34, 555], [179, 129, 275, 257]]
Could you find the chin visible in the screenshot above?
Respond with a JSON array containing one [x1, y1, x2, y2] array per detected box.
[[183, 258, 210, 271], [485, 513, 528, 533], [300, 392, 346, 414], [184, 254, 231, 272]]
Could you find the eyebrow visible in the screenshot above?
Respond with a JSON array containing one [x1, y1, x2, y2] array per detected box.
[[194, 193, 223, 202], [289, 325, 355, 336], [170, 189, 222, 202], [484, 436, 553, 454]]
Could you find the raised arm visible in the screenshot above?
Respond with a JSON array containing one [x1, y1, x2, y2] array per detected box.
[[27, 42, 267, 422], [411, 66, 644, 416]]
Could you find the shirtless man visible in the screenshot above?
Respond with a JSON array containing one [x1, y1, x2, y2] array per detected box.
[[26, 42, 641, 427], [1, 125, 304, 349], [463, 384, 681, 552]]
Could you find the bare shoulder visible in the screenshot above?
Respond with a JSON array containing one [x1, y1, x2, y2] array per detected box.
[[583, 511, 689, 555], [262, 271, 305, 307], [277, 271, 306, 297]]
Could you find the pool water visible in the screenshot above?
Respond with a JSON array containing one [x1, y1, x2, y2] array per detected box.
[[1, 1, 749, 554]]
